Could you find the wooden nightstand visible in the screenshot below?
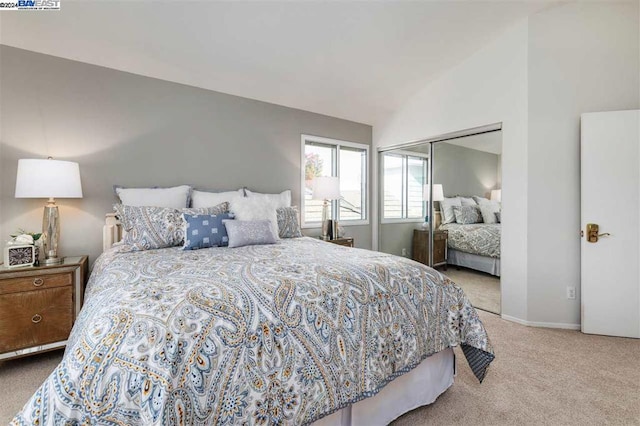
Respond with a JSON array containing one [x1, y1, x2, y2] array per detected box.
[[412, 229, 448, 268], [0, 256, 88, 360], [326, 237, 354, 248]]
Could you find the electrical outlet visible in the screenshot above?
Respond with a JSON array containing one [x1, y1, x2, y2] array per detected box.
[[401, 248, 407, 257], [566, 286, 576, 300]]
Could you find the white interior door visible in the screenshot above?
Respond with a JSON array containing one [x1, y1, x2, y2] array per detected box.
[[581, 110, 640, 338]]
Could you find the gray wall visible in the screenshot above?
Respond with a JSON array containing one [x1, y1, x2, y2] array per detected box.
[[433, 142, 500, 198], [0, 46, 372, 265], [379, 222, 417, 257]]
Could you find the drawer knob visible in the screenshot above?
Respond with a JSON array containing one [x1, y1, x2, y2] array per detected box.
[[33, 278, 44, 287], [31, 314, 43, 324]]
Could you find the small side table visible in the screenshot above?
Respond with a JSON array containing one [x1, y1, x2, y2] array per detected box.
[[325, 237, 354, 248], [0, 255, 88, 360], [412, 229, 448, 269]]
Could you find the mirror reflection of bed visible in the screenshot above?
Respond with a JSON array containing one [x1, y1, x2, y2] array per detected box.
[[378, 128, 502, 314]]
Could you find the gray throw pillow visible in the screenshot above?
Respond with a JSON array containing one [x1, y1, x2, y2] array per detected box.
[[224, 220, 278, 248], [276, 207, 303, 238], [453, 205, 482, 224]]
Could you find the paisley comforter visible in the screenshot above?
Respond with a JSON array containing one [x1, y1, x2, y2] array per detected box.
[[440, 223, 501, 258], [12, 237, 494, 425]]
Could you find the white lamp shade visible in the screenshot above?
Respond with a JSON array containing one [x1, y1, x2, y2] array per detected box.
[[491, 189, 502, 202], [423, 184, 444, 202], [15, 159, 83, 199], [312, 176, 341, 200]]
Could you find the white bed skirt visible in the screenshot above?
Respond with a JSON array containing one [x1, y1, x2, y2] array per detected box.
[[312, 348, 454, 426], [447, 249, 501, 277]]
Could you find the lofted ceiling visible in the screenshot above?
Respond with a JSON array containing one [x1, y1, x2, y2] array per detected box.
[[0, 1, 556, 125]]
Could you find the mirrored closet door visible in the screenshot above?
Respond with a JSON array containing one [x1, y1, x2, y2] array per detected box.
[[378, 126, 503, 314]]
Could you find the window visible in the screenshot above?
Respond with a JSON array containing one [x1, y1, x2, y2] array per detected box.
[[382, 152, 428, 222], [301, 135, 368, 227]]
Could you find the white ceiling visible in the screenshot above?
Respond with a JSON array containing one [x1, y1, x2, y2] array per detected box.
[[0, 1, 556, 125]]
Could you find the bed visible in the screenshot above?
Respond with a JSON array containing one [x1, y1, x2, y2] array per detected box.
[[439, 223, 501, 276], [11, 214, 494, 425]]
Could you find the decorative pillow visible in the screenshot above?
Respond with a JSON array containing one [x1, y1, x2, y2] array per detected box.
[[473, 196, 490, 205], [459, 197, 477, 206], [224, 220, 278, 248], [191, 189, 244, 208], [440, 197, 462, 224], [230, 197, 279, 238], [114, 185, 191, 208], [115, 202, 229, 251], [244, 189, 291, 208], [183, 213, 233, 250], [453, 205, 482, 224], [495, 212, 501, 223], [480, 204, 501, 224], [276, 206, 303, 238]]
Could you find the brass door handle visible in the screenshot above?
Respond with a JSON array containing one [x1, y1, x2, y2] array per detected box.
[[33, 278, 44, 287], [586, 223, 611, 243]]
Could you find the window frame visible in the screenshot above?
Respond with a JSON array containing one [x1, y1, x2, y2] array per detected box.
[[300, 134, 369, 228], [380, 150, 429, 224]]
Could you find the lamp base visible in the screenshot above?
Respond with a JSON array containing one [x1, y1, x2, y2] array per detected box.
[[42, 200, 61, 266]]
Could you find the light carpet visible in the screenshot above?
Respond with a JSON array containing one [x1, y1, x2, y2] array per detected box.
[[1, 311, 639, 425], [443, 267, 501, 314]]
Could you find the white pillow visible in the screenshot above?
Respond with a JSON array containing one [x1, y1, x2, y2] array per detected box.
[[480, 204, 501, 224], [245, 189, 291, 208], [477, 198, 501, 209], [115, 185, 191, 208], [191, 189, 244, 208], [459, 197, 477, 206], [473, 196, 490, 205], [230, 196, 279, 238], [440, 197, 461, 225]]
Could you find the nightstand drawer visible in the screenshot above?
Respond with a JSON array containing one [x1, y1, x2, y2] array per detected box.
[[0, 286, 73, 352], [0, 272, 72, 295]]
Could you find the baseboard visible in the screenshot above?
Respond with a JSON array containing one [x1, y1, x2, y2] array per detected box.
[[501, 314, 581, 330]]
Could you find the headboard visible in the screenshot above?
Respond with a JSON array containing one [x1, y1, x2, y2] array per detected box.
[[103, 213, 123, 251]]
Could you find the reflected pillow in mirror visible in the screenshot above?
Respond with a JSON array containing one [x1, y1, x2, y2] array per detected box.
[[459, 197, 477, 206], [480, 204, 501, 224], [453, 205, 482, 224], [440, 197, 462, 224]]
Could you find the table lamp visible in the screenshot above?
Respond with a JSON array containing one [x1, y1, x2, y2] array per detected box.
[[312, 176, 340, 240], [15, 158, 83, 265], [491, 189, 502, 202]]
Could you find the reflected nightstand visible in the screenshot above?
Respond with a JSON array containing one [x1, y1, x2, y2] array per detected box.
[[325, 237, 354, 248]]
